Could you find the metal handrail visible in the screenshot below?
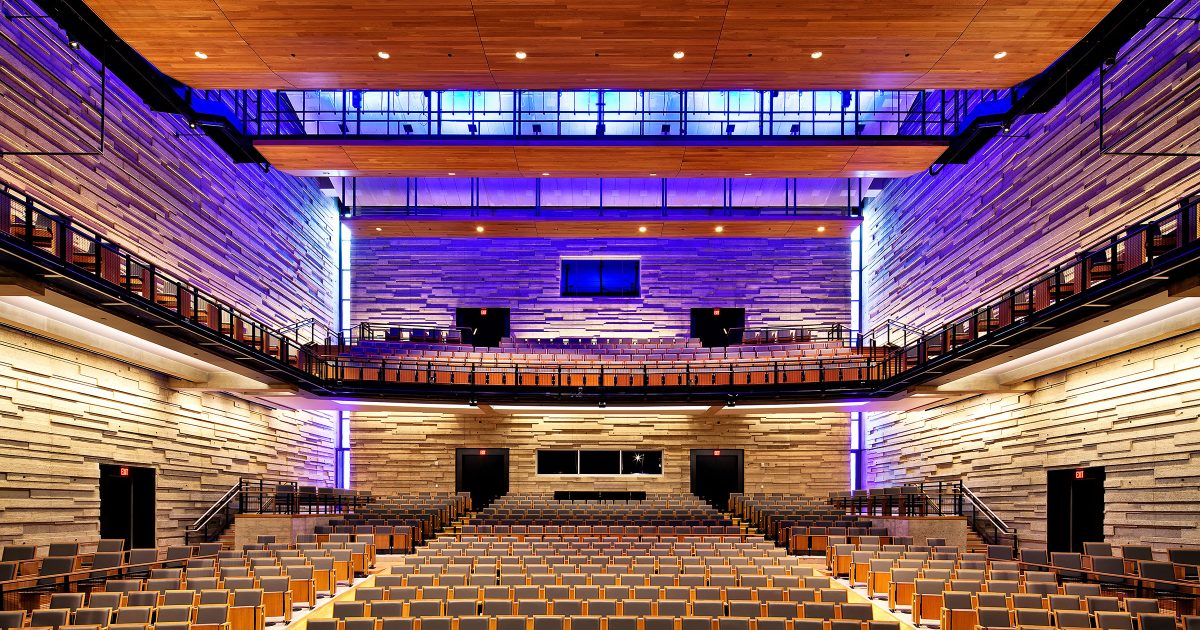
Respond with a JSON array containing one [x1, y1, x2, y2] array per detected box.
[[875, 188, 1199, 384], [961, 483, 1015, 535], [275, 318, 317, 335], [729, 323, 850, 343], [863, 319, 926, 341], [186, 481, 239, 534]]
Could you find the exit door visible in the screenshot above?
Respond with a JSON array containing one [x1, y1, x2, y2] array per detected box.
[[456, 308, 511, 347], [690, 308, 747, 347], [1047, 466, 1105, 553], [456, 448, 509, 510], [99, 464, 157, 549], [690, 449, 744, 510]]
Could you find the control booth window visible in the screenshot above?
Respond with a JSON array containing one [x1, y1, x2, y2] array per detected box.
[[561, 258, 640, 297], [537, 449, 662, 475]]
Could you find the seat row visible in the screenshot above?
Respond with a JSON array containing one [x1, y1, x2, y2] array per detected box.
[[358, 583, 847, 605], [388, 557, 802, 570], [1, 545, 222, 582], [375, 572, 817, 589], [0, 589, 263, 630], [305, 615, 903, 630], [419, 541, 785, 555], [325, 598, 878, 620]]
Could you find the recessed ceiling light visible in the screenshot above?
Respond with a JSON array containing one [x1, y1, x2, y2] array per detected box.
[[375, 227, 382, 232], [810, 51, 823, 59], [194, 51, 208, 59], [817, 226, 826, 233], [993, 51, 1007, 60], [447, 172, 456, 176], [744, 173, 753, 176], [541, 172, 550, 176], [649, 173, 657, 176], [475, 226, 485, 233], [377, 51, 390, 59], [673, 51, 685, 60], [714, 226, 724, 233], [515, 51, 527, 60], [638, 226, 648, 233]]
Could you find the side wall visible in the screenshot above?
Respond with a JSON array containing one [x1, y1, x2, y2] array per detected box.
[[351, 411, 848, 497], [861, 1, 1200, 550], [0, 13, 340, 546], [863, 3, 1200, 328], [0, 15, 339, 325], [0, 327, 336, 547], [351, 237, 850, 337], [864, 329, 1200, 548]]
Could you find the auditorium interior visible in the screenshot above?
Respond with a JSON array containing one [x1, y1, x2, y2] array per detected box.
[[1, 1, 1199, 630]]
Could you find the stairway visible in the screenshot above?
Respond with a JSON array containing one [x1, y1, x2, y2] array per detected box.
[[217, 522, 237, 550], [965, 529, 988, 553]]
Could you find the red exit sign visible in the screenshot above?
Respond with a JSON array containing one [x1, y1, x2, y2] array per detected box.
[[1074, 468, 1085, 480], [118, 467, 130, 477]]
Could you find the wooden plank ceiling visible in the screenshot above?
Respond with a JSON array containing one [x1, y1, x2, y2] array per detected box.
[[254, 141, 948, 178], [347, 217, 860, 239], [83, 0, 1120, 90]]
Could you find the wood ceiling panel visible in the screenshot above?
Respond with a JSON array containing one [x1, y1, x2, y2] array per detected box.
[[254, 141, 947, 178], [347, 218, 861, 239], [81, 0, 1120, 89]]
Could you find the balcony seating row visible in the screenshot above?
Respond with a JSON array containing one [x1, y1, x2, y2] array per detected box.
[[304, 615, 904, 630]]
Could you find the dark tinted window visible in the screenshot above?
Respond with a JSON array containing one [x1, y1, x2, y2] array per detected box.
[[621, 450, 663, 475], [537, 450, 579, 474], [579, 450, 621, 474], [535, 450, 663, 475]]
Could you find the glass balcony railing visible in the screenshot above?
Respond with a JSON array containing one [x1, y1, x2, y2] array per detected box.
[[218, 89, 1008, 140]]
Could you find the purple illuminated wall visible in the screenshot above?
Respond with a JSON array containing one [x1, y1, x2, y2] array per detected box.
[[863, 0, 1200, 329], [0, 7, 337, 543], [351, 237, 850, 337], [0, 14, 340, 327], [861, 0, 1200, 548]]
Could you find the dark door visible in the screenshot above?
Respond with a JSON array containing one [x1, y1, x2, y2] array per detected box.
[[456, 448, 509, 510], [99, 464, 157, 549], [690, 308, 746, 347], [1047, 466, 1105, 553], [690, 449, 744, 510], [456, 308, 511, 347]]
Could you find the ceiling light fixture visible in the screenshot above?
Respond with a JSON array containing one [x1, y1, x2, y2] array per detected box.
[[810, 51, 823, 59], [817, 226, 826, 233], [194, 51, 208, 59], [993, 51, 1007, 60], [377, 51, 390, 59], [541, 172, 550, 176], [375, 227, 382, 232], [714, 226, 724, 233], [515, 51, 527, 60], [68, 39, 81, 50], [638, 226, 647, 233], [447, 172, 456, 176], [475, 226, 485, 233], [673, 51, 685, 60], [744, 173, 753, 176]]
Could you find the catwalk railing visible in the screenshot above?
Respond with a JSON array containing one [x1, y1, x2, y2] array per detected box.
[[871, 188, 1200, 386], [1, 179, 1198, 401], [0, 181, 324, 374], [232, 89, 1005, 139]]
